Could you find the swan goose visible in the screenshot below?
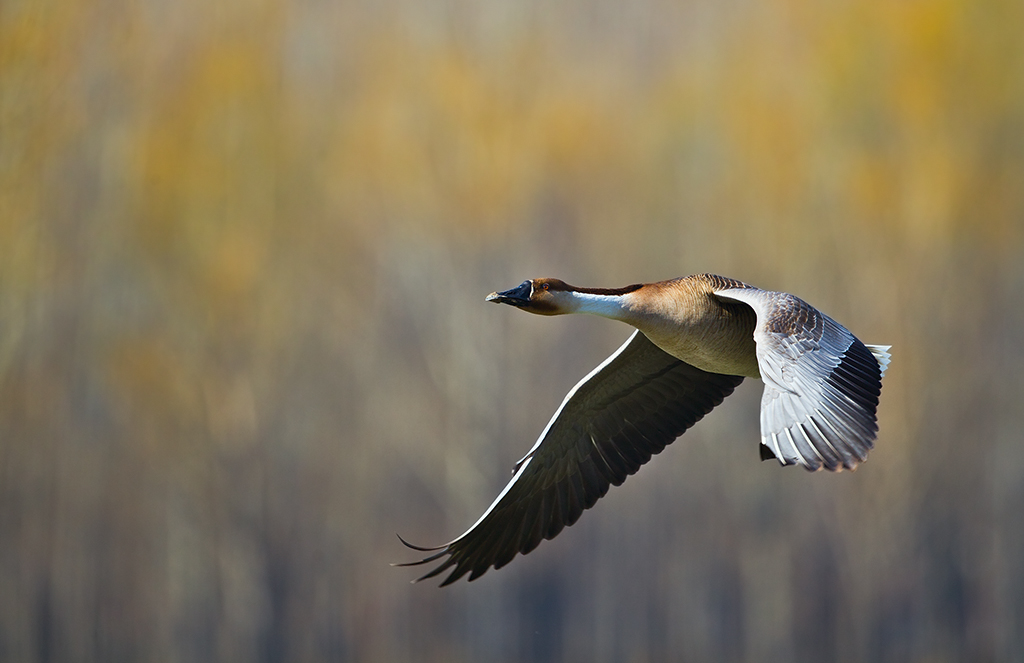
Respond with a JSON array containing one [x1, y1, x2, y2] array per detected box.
[[398, 274, 891, 585]]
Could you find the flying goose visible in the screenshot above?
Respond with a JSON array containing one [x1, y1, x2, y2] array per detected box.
[[398, 274, 891, 585]]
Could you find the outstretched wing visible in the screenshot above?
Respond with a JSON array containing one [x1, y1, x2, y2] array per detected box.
[[714, 288, 890, 471], [398, 330, 745, 585]]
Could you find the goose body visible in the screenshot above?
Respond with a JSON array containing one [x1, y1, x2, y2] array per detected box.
[[399, 274, 891, 585]]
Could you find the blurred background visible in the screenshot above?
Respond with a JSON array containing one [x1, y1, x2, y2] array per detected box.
[[2, 0, 1023, 660]]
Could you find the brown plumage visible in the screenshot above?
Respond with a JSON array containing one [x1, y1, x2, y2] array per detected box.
[[398, 274, 891, 585]]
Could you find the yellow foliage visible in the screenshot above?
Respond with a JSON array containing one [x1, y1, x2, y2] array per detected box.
[[104, 337, 203, 437]]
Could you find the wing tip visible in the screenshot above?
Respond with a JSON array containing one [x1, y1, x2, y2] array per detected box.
[[394, 533, 456, 585], [395, 532, 447, 554]]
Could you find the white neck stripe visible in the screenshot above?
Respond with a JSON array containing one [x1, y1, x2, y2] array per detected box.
[[570, 291, 630, 319]]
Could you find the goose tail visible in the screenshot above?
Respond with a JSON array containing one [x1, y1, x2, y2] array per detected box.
[[865, 344, 892, 377]]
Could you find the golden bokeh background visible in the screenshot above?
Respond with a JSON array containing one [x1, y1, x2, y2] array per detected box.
[[2, 0, 1023, 660]]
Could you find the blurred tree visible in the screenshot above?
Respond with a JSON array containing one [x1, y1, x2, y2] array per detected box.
[[0, 0, 1022, 660]]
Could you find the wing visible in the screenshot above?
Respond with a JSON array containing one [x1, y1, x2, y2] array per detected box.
[[397, 330, 745, 585], [714, 288, 890, 471]]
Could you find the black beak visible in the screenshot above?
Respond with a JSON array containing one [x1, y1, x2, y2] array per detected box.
[[486, 280, 532, 306]]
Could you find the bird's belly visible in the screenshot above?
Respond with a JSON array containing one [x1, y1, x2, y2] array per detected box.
[[649, 334, 761, 378]]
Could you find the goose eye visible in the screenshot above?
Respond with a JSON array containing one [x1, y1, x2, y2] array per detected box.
[[541, 283, 549, 290]]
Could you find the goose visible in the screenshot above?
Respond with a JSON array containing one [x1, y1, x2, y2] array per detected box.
[[398, 274, 891, 586]]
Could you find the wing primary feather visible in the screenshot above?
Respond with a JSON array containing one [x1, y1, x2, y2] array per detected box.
[[545, 486, 570, 540], [827, 390, 877, 440], [818, 383, 877, 437], [520, 498, 547, 554], [828, 371, 877, 408], [513, 499, 541, 555], [565, 470, 586, 527], [584, 434, 622, 485], [592, 435, 631, 485], [622, 421, 663, 455], [576, 454, 609, 507], [612, 432, 653, 469], [491, 514, 524, 570], [421, 557, 459, 583], [797, 422, 831, 469], [395, 533, 447, 555], [785, 428, 818, 469], [829, 356, 881, 403], [551, 484, 569, 538], [803, 418, 844, 469], [769, 432, 791, 464], [816, 407, 873, 460]]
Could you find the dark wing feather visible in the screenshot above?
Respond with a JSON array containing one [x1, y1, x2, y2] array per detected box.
[[397, 330, 744, 585]]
